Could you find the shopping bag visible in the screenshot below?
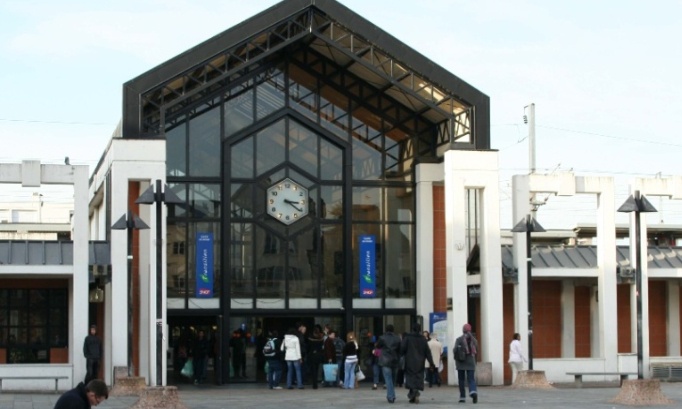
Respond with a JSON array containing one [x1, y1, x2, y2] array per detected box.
[[181, 358, 194, 378], [356, 367, 366, 381], [323, 363, 338, 382], [264, 361, 270, 373]]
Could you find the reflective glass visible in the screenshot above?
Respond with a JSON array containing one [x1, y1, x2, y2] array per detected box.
[[255, 120, 286, 176], [189, 183, 220, 218], [385, 224, 414, 301], [287, 226, 317, 300], [167, 183, 187, 218], [320, 185, 343, 221], [255, 225, 286, 300], [189, 105, 220, 176], [224, 87, 254, 137], [231, 183, 253, 219], [256, 69, 285, 120], [289, 121, 318, 178], [320, 138, 343, 181], [386, 187, 413, 222], [321, 222, 343, 299], [352, 187, 382, 221], [352, 133, 382, 181], [231, 136, 254, 179], [166, 121, 186, 177], [166, 223, 187, 299], [230, 222, 254, 300]]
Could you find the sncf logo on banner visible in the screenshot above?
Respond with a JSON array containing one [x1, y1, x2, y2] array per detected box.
[[359, 234, 376, 298], [195, 232, 214, 298]]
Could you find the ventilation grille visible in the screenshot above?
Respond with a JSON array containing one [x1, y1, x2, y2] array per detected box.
[[651, 364, 682, 381]]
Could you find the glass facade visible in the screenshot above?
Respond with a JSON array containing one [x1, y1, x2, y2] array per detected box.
[[166, 48, 423, 316]]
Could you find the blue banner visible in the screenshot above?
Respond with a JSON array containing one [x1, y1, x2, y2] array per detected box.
[[195, 232, 214, 298], [359, 235, 376, 298]]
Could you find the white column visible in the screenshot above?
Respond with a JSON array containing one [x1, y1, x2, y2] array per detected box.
[[561, 280, 575, 357], [444, 152, 468, 385], [590, 286, 601, 358], [511, 175, 530, 363], [667, 281, 681, 356], [415, 164, 437, 331]]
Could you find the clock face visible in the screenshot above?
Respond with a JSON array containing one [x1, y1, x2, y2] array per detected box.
[[266, 178, 309, 225]]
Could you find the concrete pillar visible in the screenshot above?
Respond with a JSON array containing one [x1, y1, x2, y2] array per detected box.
[[511, 175, 530, 363], [415, 164, 438, 331], [561, 280, 575, 357]]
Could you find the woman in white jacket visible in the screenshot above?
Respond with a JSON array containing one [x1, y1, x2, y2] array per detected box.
[[282, 327, 304, 389], [508, 333, 527, 384]]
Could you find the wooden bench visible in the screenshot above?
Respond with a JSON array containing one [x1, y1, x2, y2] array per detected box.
[[0, 376, 69, 393], [566, 372, 637, 388]]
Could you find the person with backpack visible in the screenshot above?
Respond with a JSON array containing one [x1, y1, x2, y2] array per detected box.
[[264, 329, 283, 389], [454, 323, 479, 403]]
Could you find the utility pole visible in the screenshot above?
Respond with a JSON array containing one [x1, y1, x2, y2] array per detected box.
[[525, 103, 536, 174]]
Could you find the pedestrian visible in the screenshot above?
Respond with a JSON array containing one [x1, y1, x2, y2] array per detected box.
[[83, 324, 102, 384], [296, 322, 308, 384], [508, 332, 527, 384], [332, 330, 346, 387], [369, 338, 382, 390], [400, 323, 435, 404], [342, 331, 359, 389], [307, 326, 325, 389], [454, 323, 479, 403], [53, 379, 108, 409], [192, 329, 209, 385], [264, 329, 284, 390], [282, 327, 304, 389], [323, 329, 338, 387], [424, 331, 443, 387], [229, 328, 247, 379], [376, 324, 401, 403]]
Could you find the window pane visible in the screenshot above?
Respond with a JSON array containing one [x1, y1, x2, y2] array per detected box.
[[321, 222, 343, 299], [189, 105, 220, 177], [167, 223, 187, 299], [352, 134, 382, 181], [320, 185, 343, 221], [255, 226, 286, 301], [352, 187, 382, 221], [224, 87, 254, 137], [289, 121, 318, 178], [255, 120, 286, 176], [386, 224, 414, 301], [189, 183, 220, 218], [288, 227, 317, 301], [256, 69, 285, 120], [289, 64, 317, 123], [231, 136, 254, 179], [231, 183, 253, 219], [166, 121, 186, 177], [320, 138, 343, 181], [386, 187, 413, 222], [230, 222, 254, 301]]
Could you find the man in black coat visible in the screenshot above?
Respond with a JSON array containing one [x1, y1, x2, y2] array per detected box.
[[83, 325, 102, 384], [400, 323, 435, 404], [53, 379, 108, 409]]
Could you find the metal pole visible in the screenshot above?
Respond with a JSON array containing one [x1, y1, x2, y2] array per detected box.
[[634, 191, 643, 379], [155, 179, 163, 386], [127, 218, 134, 377], [528, 103, 536, 174], [526, 215, 534, 370]]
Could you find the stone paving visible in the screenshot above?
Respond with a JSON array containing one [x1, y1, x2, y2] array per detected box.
[[0, 382, 680, 409]]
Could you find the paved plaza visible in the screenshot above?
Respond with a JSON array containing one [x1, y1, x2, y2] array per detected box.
[[0, 382, 681, 409]]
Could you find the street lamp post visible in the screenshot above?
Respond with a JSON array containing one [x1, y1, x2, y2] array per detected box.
[[512, 214, 545, 370], [618, 190, 657, 380], [136, 180, 183, 386], [112, 211, 149, 377]]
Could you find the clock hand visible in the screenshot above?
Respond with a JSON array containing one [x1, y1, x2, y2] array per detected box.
[[284, 199, 303, 212]]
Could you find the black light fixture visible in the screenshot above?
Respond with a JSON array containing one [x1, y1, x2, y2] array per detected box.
[[617, 190, 656, 379], [511, 214, 545, 370], [136, 180, 184, 386], [112, 211, 149, 377]]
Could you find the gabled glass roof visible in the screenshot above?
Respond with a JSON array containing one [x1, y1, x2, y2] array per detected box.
[[123, 0, 489, 151]]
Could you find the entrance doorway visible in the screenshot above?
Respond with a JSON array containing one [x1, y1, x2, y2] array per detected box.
[[167, 316, 220, 386]]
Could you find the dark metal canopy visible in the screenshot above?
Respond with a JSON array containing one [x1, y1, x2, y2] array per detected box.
[[122, 0, 489, 151]]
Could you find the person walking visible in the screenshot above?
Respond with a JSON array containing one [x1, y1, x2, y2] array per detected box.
[[264, 329, 284, 389], [332, 330, 346, 387], [53, 379, 108, 409], [454, 323, 479, 404], [323, 329, 338, 387], [282, 327, 304, 389], [400, 323, 435, 404], [342, 331, 359, 389], [376, 324, 401, 403], [307, 326, 325, 389], [424, 331, 443, 387], [83, 325, 102, 384], [508, 332, 527, 384], [191, 330, 209, 385]]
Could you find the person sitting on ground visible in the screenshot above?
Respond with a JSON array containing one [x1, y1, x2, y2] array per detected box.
[[53, 379, 108, 409]]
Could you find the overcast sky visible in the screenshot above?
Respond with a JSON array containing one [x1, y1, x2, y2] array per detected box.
[[1, 0, 681, 228]]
